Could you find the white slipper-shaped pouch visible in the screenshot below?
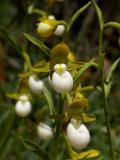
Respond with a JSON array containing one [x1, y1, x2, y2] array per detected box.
[[67, 119, 90, 150], [28, 75, 44, 94], [37, 123, 53, 140], [15, 95, 32, 117], [51, 64, 73, 93]]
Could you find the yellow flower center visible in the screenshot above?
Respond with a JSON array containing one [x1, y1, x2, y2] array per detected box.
[[54, 64, 67, 75]]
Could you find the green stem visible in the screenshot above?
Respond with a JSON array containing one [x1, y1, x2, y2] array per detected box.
[[99, 29, 115, 160], [54, 94, 64, 160], [22, 11, 32, 71], [63, 134, 73, 158], [101, 70, 115, 160], [99, 30, 103, 55], [23, 13, 29, 52]]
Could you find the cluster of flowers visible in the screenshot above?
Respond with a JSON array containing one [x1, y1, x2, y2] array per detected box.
[[15, 62, 90, 150]]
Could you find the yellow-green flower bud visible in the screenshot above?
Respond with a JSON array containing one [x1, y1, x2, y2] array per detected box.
[[37, 19, 58, 37]]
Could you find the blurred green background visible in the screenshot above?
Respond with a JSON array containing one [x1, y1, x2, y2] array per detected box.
[[0, 0, 120, 159]]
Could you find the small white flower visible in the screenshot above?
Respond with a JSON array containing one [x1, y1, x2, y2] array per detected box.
[[54, 25, 65, 36], [15, 95, 32, 117], [48, 15, 55, 20], [28, 75, 44, 94], [37, 123, 53, 140], [67, 119, 90, 150], [50, 64, 73, 93]]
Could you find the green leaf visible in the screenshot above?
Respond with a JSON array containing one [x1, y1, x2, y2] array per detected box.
[[104, 22, 120, 29], [104, 58, 120, 97], [43, 86, 55, 114], [0, 111, 15, 154], [24, 33, 50, 56], [20, 137, 51, 160], [67, 1, 91, 32], [74, 59, 94, 83], [92, 0, 104, 31], [0, 27, 21, 53]]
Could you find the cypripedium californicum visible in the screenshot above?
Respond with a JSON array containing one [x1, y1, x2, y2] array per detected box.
[[37, 122, 53, 140], [66, 119, 90, 150], [28, 74, 44, 94], [15, 95, 32, 117], [49, 64, 73, 93]]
